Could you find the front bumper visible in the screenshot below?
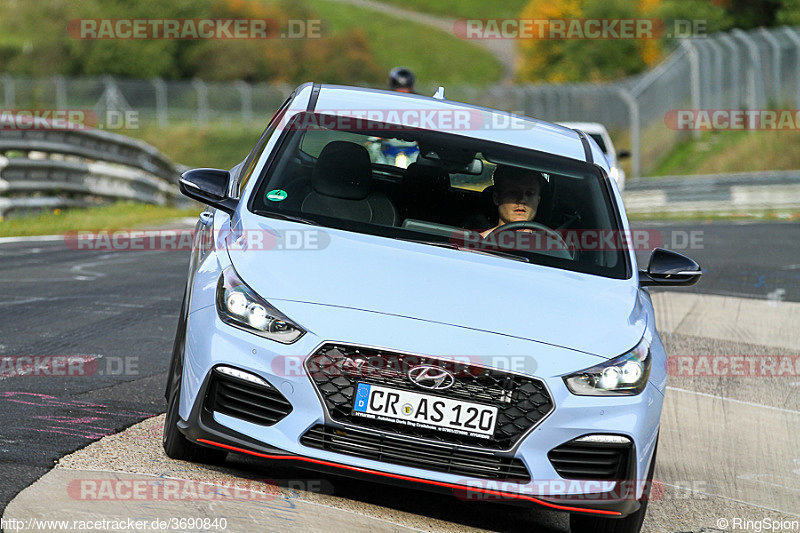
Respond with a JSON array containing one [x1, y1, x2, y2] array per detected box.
[[179, 302, 663, 518]]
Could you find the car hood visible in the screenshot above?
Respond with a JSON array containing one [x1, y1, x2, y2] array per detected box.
[[227, 218, 645, 358]]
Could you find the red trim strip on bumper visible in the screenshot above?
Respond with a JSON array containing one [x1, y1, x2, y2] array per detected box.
[[197, 438, 622, 516]]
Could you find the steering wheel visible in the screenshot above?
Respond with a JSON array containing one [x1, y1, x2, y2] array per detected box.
[[484, 221, 573, 260]]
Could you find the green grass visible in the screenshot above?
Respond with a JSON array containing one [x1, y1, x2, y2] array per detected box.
[[127, 123, 265, 169], [628, 210, 800, 222], [0, 202, 201, 237], [648, 130, 800, 177], [648, 131, 747, 176], [370, 0, 528, 20], [306, 0, 504, 85]]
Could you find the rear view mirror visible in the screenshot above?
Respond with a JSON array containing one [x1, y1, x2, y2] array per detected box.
[[417, 153, 484, 175], [179, 168, 238, 214], [462, 158, 484, 175], [639, 248, 702, 287]]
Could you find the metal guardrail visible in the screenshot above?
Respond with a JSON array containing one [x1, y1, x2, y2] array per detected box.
[[4, 26, 799, 180], [3, 123, 797, 219], [0, 124, 185, 218], [622, 171, 800, 214]]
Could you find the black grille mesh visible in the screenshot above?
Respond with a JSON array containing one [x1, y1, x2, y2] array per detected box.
[[548, 438, 632, 480], [301, 424, 531, 482], [305, 344, 553, 449], [205, 368, 293, 426]]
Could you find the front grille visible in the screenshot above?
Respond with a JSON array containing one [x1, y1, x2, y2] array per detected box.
[[305, 344, 553, 449], [205, 368, 293, 426], [301, 424, 531, 482], [548, 438, 632, 480]]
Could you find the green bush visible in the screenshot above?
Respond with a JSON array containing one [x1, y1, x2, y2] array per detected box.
[[0, 0, 384, 83]]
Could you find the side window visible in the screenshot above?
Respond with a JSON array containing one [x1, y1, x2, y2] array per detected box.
[[235, 94, 293, 197]]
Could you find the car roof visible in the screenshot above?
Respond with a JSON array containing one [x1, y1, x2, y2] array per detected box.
[[309, 84, 602, 166], [556, 122, 609, 135]]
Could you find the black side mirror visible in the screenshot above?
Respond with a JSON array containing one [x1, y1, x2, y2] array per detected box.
[[639, 248, 702, 287], [617, 149, 631, 160], [179, 168, 238, 215]]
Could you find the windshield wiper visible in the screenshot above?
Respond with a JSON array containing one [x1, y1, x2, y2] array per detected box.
[[463, 247, 530, 263], [400, 238, 460, 249], [252, 210, 318, 226], [400, 238, 530, 263]]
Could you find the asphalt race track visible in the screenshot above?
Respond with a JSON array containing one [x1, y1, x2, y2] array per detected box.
[[0, 237, 183, 514], [633, 221, 800, 303], [0, 220, 798, 532]]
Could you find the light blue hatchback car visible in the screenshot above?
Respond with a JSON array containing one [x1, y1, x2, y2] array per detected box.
[[163, 83, 702, 533]]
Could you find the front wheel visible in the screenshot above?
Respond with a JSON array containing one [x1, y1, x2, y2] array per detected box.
[[162, 365, 227, 464], [569, 441, 657, 533], [162, 301, 227, 464]]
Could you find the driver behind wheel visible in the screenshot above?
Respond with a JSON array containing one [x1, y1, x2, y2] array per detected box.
[[480, 165, 547, 238]]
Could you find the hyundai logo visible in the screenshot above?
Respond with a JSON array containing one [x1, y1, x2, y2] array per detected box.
[[407, 365, 455, 390]]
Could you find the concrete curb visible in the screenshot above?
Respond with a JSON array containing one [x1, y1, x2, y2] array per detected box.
[[3, 467, 424, 533], [650, 291, 800, 350]]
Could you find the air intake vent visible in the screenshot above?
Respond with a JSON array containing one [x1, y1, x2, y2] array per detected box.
[[548, 436, 632, 480], [205, 368, 292, 426], [301, 424, 530, 482]]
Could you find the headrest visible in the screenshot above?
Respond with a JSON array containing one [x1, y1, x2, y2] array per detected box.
[[312, 141, 372, 200]]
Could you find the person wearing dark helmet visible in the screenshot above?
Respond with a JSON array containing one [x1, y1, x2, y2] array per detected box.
[[388, 67, 416, 93], [365, 67, 419, 166]]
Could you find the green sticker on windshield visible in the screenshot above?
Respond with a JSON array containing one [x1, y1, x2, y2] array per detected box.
[[266, 189, 287, 201]]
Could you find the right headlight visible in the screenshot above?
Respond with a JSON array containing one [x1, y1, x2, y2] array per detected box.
[[563, 336, 651, 396], [216, 266, 305, 344]]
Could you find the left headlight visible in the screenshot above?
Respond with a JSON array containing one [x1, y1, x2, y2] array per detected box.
[[563, 336, 651, 396], [216, 266, 305, 344]]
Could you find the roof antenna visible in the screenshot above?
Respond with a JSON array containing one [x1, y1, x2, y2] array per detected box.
[[432, 87, 445, 99]]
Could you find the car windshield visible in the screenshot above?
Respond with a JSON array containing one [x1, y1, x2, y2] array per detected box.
[[588, 133, 608, 154], [250, 112, 629, 279]]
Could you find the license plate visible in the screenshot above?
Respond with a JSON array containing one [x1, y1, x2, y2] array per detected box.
[[352, 383, 498, 439]]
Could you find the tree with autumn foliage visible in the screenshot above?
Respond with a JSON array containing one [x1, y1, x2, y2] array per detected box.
[[0, 0, 384, 84], [516, 0, 730, 83]]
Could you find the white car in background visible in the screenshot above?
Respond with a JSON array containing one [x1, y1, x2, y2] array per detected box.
[[558, 122, 629, 190]]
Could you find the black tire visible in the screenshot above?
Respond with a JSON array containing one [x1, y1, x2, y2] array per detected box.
[[164, 289, 188, 401], [569, 441, 658, 533], [162, 292, 227, 464]]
